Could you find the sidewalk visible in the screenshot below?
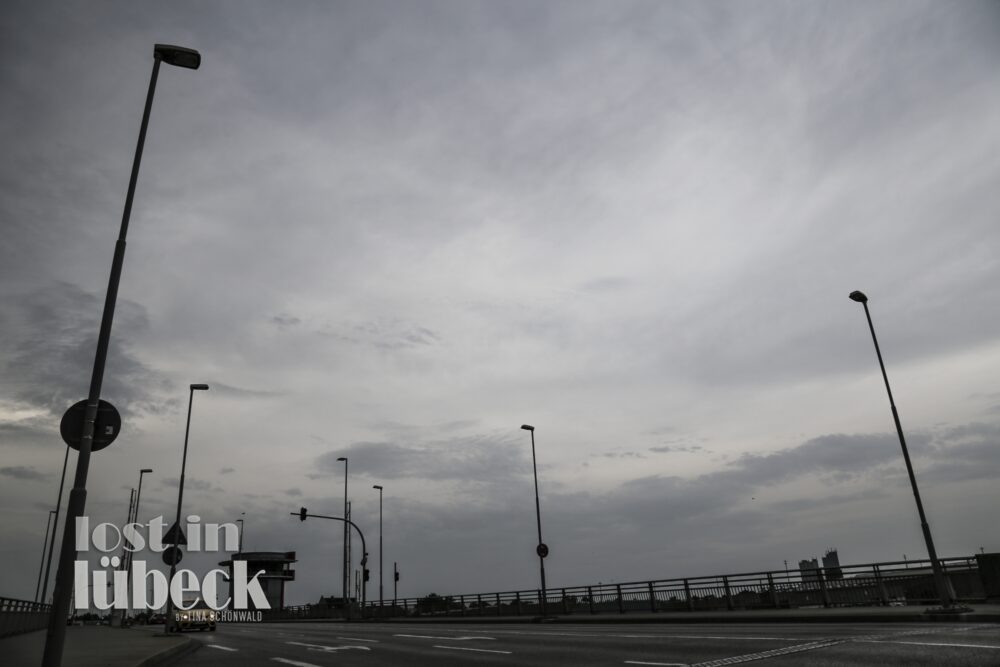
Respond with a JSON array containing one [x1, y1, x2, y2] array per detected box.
[[0, 626, 198, 667]]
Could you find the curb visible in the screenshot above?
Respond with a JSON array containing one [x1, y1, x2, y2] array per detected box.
[[136, 635, 200, 667]]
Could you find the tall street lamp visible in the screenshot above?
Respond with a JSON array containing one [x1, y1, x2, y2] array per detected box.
[[849, 290, 962, 611], [337, 456, 349, 615], [41, 445, 70, 607], [164, 383, 209, 633], [521, 424, 548, 617], [42, 44, 200, 666], [124, 468, 152, 623], [237, 512, 246, 553], [373, 484, 383, 616], [35, 510, 57, 602]]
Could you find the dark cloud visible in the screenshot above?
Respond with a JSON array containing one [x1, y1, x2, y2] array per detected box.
[[321, 318, 441, 351], [649, 445, 704, 454], [159, 477, 224, 494], [285, 488, 303, 497], [218, 467, 236, 475], [209, 382, 280, 399], [270, 314, 301, 328], [1, 282, 173, 418], [0, 466, 50, 482], [0, 416, 59, 449], [314, 432, 528, 483]]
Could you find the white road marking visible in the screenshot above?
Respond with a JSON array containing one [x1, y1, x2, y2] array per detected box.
[[624, 661, 688, 666], [687, 640, 844, 667], [394, 633, 495, 640], [272, 659, 322, 667], [856, 640, 1000, 649], [206, 644, 238, 651], [285, 641, 371, 653], [432, 645, 512, 654], [336, 636, 380, 643]]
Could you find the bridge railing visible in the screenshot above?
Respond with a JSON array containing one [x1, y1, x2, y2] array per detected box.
[[259, 555, 985, 621], [0, 597, 52, 638]]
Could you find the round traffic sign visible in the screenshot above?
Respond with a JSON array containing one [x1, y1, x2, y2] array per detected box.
[[536, 543, 549, 558], [60, 399, 121, 452], [162, 546, 183, 566]]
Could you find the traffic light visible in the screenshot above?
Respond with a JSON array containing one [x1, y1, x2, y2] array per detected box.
[[363, 569, 370, 582], [299, 507, 308, 521], [394, 571, 399, 582]]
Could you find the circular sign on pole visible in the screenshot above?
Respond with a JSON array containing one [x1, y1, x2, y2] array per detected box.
[[162, 546, 183, 566], [536, 543, 549, 558], [60, 399, 122, 452]]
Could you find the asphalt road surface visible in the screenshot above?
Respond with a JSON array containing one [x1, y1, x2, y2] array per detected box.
[[178, 621, 1000, 666]]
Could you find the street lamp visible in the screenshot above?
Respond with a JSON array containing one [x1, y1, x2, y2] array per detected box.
[[164, 383, 209, 633], [40, 445, 70, 607], [42, 43, 200, 667], [521, 424, 548, 617], [35, 510, 57, 602], [123, 468, 152, 624], [849, 290, 963, 611], [337, 456, 349, 615], [237, 512, 245, 553], [373, 484, 383, 616]]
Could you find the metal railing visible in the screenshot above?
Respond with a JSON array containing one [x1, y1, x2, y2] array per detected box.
[[0, 597, 52, 637], [259, 555, 985, 621]]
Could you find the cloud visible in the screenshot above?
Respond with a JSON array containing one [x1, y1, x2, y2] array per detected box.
[[160, 477, 224, 494], [649, 445, 704, 454], [285, 488, 303, 497], [0, 466, 50, 482], [320, 318, 441, 351], [218, 467, 236, 475]]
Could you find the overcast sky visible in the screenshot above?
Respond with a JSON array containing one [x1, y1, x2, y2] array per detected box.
[[2, 0, 999, 607]]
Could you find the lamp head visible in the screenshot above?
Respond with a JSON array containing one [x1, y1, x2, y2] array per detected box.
[[373, 485, 383, 490], [337, 456, 347, 462], [190, 383, 209, 391], [849, 291, 868, 304], [140, 468, 153, 474], [521, 424, 535, 432], [154, 44, 201, 70]]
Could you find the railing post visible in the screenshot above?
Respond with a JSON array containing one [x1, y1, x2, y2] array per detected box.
[[515, 591, 521, 616], [873, 565, 888, 605], [724, 576, 733, 610], [684, 579, 693, 611], [616, 584, 624, 614], [818, 568, 831, 608], [562, 588, 569, 615], [496, 593, 501, 616], [477, 594, 483, 616], [537, 589, 543, 615], [767, 573, 778, 608], [587, 586, 594, 614], [648, 582, 657, 612], [459, 594, 465, 617], [403, 598, 409, 614]]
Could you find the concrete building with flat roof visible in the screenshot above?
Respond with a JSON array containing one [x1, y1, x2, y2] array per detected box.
[[218, 551, 296, 610]]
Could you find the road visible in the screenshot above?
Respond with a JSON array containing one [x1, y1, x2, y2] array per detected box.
[[178, 620, 1000, 666]]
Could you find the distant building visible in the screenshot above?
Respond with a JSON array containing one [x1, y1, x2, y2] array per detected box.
[[217, 551, 297, 610], [823, 548, 843, 580], [798, 558, 821, 583]]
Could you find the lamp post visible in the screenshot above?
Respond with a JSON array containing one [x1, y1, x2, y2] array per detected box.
[[373, 484, 383, 616], [123, 468, 152, 624], [164, 383, 209, 633], [42, 44, 199, 666], [521, 424, 548, 617], [41, 446, 70, 607], [35, 510, 57, 602], [337, 456, 349, 615], [849, 290, 960, 610], [237, 512, 245, 552]]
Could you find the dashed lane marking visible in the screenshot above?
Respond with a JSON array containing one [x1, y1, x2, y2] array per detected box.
[[336, 636, 380, 643], [686, 640, 844, 666], [394, 633, 495, 640], [272, 659, 322, 667], [624, 661, 688, 666], [206, 645, 238, 651], [285, 641, 372, 653], [432, 645, 513, 654], [855, 640, 1000, 650]]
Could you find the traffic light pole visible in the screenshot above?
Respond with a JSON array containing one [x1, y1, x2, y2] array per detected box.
[[294, 510, 368, 617]]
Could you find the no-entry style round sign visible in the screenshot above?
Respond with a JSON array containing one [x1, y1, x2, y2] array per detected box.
[[536, 543, 549, 558], [60, 399, 121, 452], [162, 546, 183, 566]]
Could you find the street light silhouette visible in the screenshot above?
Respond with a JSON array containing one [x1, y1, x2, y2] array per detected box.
[[521, 424, 548, 617], [237, 512, 246, 553], [42, 43, 200, 667], [295, 508, 368, 619], [849, 290, 961, 610], [373, 484, 384, 616], [123, 468, 152, 625], [337, 456, 349, 615], [35, 510, 57, 602], [164, 384, 209, 633]]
